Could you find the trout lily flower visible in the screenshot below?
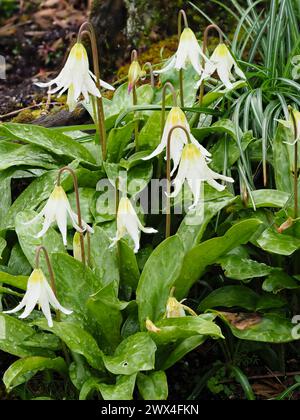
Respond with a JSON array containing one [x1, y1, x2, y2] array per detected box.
[[143, 107, 211, 175], [277, 107, 300, 145], [128, 60, 144, 93], [26, 185, 94, 246], [165, 289, 197, 318], [110, 197, 157, 253], [36, 42, 114, 111], [170, 143, 234, 209], [155, 28, 206, 75], [196, 43, 246, 90], [4, 269, 72, 327]]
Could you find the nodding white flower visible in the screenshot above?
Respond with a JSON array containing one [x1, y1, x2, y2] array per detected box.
[[36, 42, 114, 112], [196, 43, 246, 90], [4, 269, 72, 327], [278, 107, 300, 145], [110, 197, 157, 253], [155, 28, 207, 75], [146, 318, 161, 333], [26, 185, 94, 246], [128, 60, 143, 94], [143, 106, 211, 175], [165, 289, 197, 318], [170, 143, 234, 209]]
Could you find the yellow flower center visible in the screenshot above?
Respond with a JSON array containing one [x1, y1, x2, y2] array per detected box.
[[182, 143, 201, 161], [215, 43, 229, 58], [169, 107, 186, 125], [128, 61, 142, 85], [29, 269, 44, 285], [71, 42, 87, 61], [180, 27, 196, 43], [51, 185, 67, 201]]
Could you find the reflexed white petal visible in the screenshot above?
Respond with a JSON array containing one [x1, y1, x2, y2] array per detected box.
[[154, 55, 176, 74], [207, 178, 226, 191], [142, 141, 166, 161], [44, 281, 72, 315], [190, 135, 211, 158], [187, 178, 202, 209], [189, 48, 203, 75], [35, 216, 53, 239], [56, 204, 68, 246], [234, 63, 246, 79], [100, 78, 115, 91], [175, 44, 188, 70], [4, 300, 26, 314], [216, 63, 233, 89], [39, 289, 53, 328]]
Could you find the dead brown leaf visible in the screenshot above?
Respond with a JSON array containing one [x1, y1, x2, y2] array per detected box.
[[220, 312, 262, 330]]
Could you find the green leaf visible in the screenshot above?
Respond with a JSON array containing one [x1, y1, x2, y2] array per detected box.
[[137, 371, 168, 400], [175, 219, 262, 299], [0, 144, 59, 170], [3, 356, 67, 392], [263, 271, 300, 293], [159, 335, 205, 370], [35, 319, 104, 371], [118, 239, 140, 291], [0, 286, 23, 297], [89, 226, 119, 291], [106, 120, 136, 162], [256, 228, 300, 255], [273, 124, 293, 193], [8, 243, 32, 276], [0, 314, 54, 358], [217, 312, 296, 343], [218, 255, 273, 281], [136, 235, 185, 327], [177, 191, 236, 252], [199, 286, 285, 312], [103, 332, 156, 375], [0, 238, 6, 260], [15, 211, 66, 270], [80, 374, 137, 401], [249, 190, 290, 208], [0, 272, 27, 290], [138, 111, 162, 151], [0, 123, 96, 164]]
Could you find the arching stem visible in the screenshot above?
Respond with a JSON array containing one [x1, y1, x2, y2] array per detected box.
[[57, 167, 86, 266], [177, 9, 189, 108], [166, 124, 191, 238], [78, 22, 107, 160], [131, 49, 140, 152], [291, 110, 299, 219], [142, 62, 155, 88]]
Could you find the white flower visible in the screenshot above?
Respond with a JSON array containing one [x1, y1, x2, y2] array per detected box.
[[26, 185, 94, 246], [277, 107, 300, 145], [196, 43, 246, 90], [155, 28, 206, 75], [165, 288, 197, 318], [36, 42, 115, 111], [128, 60, 143, 93], [170, 143, 234, 209], [143, 106, 211, 175], [110, 197, 157, 253], [4, 269, 72, 327]]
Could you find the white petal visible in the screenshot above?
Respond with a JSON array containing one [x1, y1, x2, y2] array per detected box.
[[39, 289, 53, 328], [44, 282, 72, 315], [207, 178, 226, 191]]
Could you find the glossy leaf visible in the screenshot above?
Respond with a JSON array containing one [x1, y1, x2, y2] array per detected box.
[[137, 371, 168, 400]]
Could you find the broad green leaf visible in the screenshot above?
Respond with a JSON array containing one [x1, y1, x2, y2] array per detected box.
[[118, 239, 140, 291], [175, 219, 262, 299], [80, 374, 137, 401], [0, 123, 96, 164], [273, 124, 293, 193], [138, 111, 162, 151], [263, 271, 300, 293], [89, 226, 119, 291], [218, 255, 273, 281], [192, 119, 237, 142], [0, 314, 54, 358], [106, 120, 136, 163], [15, 211, 66, 270], [0, 272, 28, 290], [248, 190, 290, 208], [120, 150, 152, 170], [8, 243, 32, 276], [0, 144, 59, 171], [177, 191, 236, 252], [217, 312, 296, 343], [68, 188, 94, 223], [0, 171, 12, 229], [3, 356, 67, 391], [199, 286, 286, 312], [0, 238, 6, 260], [87, 282, 130, 352], [256, 228, 300, 255], [35, 319, 104, 371], [0, 286, 23, 297], [137, 371, 168, 400], [159, 335, 205, 370], [103, 332, 156, 375], [51, 253, 102, 331], [136, 235, 185, 327]]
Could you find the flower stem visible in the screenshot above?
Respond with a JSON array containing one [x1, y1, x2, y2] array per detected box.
[[199, 24, 223, 107], [177, 10, 189, 108], [57, 167, 86, 266], [157, 82, 178, 178], [131, 50, 139, 152], [78, 22, 107, 161], [166, 124, 191, 238], [291, 110, 299, 218], [142, 62, 155, 88]]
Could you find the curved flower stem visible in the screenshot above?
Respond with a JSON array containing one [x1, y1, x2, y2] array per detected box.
[[166, 124, 191, 238], [57, 167, 86, 266], [199, 24, 223, 106], [157, 82, 178, 178], [131, 49, 140, 152], [142, 62, 155, 88], [78, 22, 107, 160], [177, 9, 189, 108], [291, 110, 299, 219]]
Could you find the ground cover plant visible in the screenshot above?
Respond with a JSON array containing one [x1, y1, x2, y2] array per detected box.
[[0, 0, 300, 400]]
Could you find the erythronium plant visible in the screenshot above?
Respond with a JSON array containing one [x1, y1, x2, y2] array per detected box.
[[110, 196, 157, 253], [4, 246, 72, 327]]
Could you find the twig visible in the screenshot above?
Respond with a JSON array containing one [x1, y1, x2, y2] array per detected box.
[[0, 102, 61, 120]]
